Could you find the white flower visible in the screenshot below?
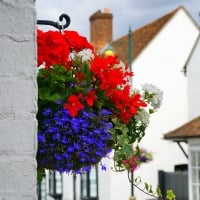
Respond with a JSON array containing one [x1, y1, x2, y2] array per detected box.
[[142, 83, 163, 110], [76, 49, 94, 62], [135, 109, 150, 125]]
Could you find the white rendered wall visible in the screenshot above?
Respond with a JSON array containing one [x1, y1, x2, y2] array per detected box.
[[131, 9, 199, 200], [0, 1, 37, 199], [187, 36, 200, 120]]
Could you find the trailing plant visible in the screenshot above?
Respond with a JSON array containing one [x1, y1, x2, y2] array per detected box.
[[129, 176, 176, 200]]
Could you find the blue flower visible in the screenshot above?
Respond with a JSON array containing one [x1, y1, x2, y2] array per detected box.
[[61, 137, 67, 144], [37, 107, 113, 174], [38, 133, 45, 143], [56, 99, 63, 105], [52, 133, 60, 141], [100, 163, 107, 171], [55, 153, 62, 161], [42, 108, 52, 116], [99, 109, 112, 116], [67, 146, 74, 153], [69, 82, 75, 88]]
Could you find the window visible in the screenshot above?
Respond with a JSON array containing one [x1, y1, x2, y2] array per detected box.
[[81, 167, 98, 200], [190, 148, 200, 200], [49, 171, 63, 200], [37, 173, 47, 200]]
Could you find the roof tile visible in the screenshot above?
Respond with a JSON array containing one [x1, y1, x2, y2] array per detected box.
[[164, 116, 200, 141]]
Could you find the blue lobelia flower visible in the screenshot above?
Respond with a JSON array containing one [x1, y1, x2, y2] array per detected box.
[[37, 105, 113, 174]]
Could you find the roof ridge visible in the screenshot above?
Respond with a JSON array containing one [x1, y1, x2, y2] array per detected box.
[[112, 6, 181, 64], [134, 6, 180, 32]]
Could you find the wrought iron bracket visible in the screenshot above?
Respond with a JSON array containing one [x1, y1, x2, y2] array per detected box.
[[37, 14, 70, 30]]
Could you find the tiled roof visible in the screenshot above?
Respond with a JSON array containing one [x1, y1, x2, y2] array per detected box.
[[111, 6, 180, 64], [164, 116, 200, 141]]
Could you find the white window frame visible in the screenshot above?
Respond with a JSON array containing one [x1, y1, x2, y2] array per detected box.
[[189, 141, 200, 200]]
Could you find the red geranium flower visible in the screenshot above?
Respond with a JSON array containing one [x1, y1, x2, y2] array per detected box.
[[63, 30, 94, 52], [64, 95, 84, 117], [85, 90, 97, 107]]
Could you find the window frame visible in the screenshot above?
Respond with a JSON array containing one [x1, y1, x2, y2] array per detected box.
[[49, 170, 63, 200], [80, 167, 99, 200], [189, 144, 200, 200]]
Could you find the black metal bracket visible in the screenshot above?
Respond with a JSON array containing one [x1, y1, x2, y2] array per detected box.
[[37, 14, 70, 31]]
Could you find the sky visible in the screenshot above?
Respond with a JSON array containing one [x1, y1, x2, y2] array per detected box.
[[36, 0, 200, 41]]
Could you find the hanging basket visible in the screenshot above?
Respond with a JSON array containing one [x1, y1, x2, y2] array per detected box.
[[36, 28, 162, 174]]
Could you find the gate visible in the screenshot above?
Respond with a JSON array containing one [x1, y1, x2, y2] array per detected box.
[[158, 166, 188, 200]]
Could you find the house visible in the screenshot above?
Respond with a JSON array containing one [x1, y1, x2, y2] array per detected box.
[[129, 5, 199, 200], [164, 116, 200, 200], [38, 6, 200, 200], [164, 35, 200, 200], [130, 5, 199, 199]]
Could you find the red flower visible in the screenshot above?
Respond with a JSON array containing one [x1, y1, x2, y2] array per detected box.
[[64, 95, 84, 117], [99, 68, 126, 91], [109, 89, 147, 123], [63, 30, 94, 52], [120, 94, 147, 123], [90, 56, 110, 74], [37, 30, 70, 68], [122, 157, 139, 172], [129, 93, 147, 109], [85, 90, 97, 107], [37, 29, 46, 66]]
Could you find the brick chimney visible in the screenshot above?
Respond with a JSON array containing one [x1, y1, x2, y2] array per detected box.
[[89, 8, 113, 52]]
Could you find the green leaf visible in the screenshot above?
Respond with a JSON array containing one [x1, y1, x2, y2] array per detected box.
[[144, 182, 149, 191], [166, 189, 176, 200], [134, 176, 141, 184], [38, 87, 51, 99], [148, 185, 153, 194], [46, 93, 62, 102], [156, 187, 163, 198], [37, 168, 45, 182], [38, 87, 62, 102], [149, 108, 154, 114]]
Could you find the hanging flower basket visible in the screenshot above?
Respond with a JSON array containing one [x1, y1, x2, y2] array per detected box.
[[36, 29, 163, 174]]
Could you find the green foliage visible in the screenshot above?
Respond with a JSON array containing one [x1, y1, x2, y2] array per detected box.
[[37, 168, 45, 183], [37, 66, 77, 103], [166, 190, 176, 200], [110, 117, 148, 170], [109, 118, 132, 168], [130, 176, 176, 200]]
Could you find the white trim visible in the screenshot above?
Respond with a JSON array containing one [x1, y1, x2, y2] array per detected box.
[[189, 142, 200, 200]]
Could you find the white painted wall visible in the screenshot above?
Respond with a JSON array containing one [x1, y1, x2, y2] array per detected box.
[[185, 28, 200, 200], [0, 1, 37, 199], [131, 9, 199, 200], [187, 36, 200, 120]]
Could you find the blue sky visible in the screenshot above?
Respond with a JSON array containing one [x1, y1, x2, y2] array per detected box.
[[36, 0, 200, 40]]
